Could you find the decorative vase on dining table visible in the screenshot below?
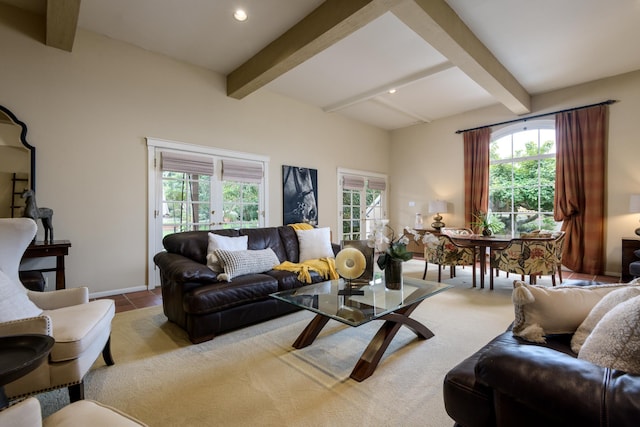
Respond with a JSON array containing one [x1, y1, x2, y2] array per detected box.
[[384, 258, 403, 290]]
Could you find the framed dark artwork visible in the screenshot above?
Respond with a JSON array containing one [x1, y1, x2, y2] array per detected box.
[[282, 165, 318, 226]]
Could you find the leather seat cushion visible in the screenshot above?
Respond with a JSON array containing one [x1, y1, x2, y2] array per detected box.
[[183, 274, 278, 315], [44, 299, 115, 362]]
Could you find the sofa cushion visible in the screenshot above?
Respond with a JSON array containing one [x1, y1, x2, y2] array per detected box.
[[240, 227, 288, 262], [163, 229, 240, 264], [295, 227, 334, 262], [571, 286, 640, 353], [0, 269, 42, 322], [183, 274, 279, 314], [215, 248, 280, 281], [578, 295, 640, 374], [512, 281, 638, 343], [206, 233, 248, 273], [278, 225, 300, 262], [44, 299, 115, 362]]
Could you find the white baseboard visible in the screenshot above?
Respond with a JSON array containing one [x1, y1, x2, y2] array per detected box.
[[89, 285, 153, 299]]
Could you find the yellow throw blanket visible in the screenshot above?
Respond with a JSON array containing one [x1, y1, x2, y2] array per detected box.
[[274, 257, 339, 284], [288, 223, 314, 231]]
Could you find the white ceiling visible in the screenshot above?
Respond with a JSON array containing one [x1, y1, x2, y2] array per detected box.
[[4, 0, 640, 130]]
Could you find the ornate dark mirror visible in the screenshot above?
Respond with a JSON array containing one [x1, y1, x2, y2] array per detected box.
[[0, 105, 35, 217]]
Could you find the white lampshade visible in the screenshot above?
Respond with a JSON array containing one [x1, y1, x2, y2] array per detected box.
[[630, 195, 640, 213], [429, 200, 448, 214]]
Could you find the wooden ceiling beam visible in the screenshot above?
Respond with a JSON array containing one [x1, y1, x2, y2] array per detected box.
[[393, 0, 531, 115], [46, 0, 81, 52], [226, 0, 404, 99]]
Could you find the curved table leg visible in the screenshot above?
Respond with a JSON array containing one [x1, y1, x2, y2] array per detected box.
[[350, 302, 433, 382], [292, 314, 330, 349]]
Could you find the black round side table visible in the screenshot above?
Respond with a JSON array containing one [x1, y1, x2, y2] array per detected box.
[[0, 334, 54, 409]]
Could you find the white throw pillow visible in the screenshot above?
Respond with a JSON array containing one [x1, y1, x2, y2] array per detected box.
[[0, 269, 42, 322], [571, 286, 640, 353], [511, 281, 639, 343], [578, 295, 640, 374], [295, 227, 334, 262], [206, 233, 248, 273], [215, 248, 280, 282]]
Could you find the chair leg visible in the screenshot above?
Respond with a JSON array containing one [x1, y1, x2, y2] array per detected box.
[[68, 381, 84, 402], [422, 262, 428, 280], [551, 275, 556, 286], [557, 264, 563, 283], [102, 336, 115, 366], [437, 265, 442, 282]]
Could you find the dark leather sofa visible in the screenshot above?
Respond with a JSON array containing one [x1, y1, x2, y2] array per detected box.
[[443, 329, 640, 427], [153, 226, 338, 343]]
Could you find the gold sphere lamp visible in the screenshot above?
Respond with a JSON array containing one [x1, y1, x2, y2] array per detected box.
[[429, 200, 448, 231]]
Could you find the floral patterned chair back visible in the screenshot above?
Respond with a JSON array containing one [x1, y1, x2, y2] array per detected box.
[[423, 234, 476, 286], [441, 227, 473, 236], [490, 235, 559, 285]]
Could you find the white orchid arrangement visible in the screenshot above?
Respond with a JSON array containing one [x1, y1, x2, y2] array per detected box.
[[367, 220, 439, 270]]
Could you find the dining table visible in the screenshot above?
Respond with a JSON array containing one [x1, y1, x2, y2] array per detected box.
[[449, 234, 513, 290]]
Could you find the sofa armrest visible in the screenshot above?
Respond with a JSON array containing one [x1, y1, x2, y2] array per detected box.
[[0, 316, 52, 336], [27, 287, 89, 310], [154, 252, 218, 283], [475, 343, 613, 426], [0, 397, 43, 427]]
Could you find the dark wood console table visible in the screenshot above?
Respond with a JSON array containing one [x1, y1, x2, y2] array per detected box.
[[621, 237, 640, 282], [21, 240, 71, 290]]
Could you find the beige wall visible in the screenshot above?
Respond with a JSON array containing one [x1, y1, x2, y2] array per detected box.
[[0, 5, 389, 295], [391, 70, 640, 276]]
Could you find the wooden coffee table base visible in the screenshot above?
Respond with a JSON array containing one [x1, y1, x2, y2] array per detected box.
[[292, 300, 433, 382]]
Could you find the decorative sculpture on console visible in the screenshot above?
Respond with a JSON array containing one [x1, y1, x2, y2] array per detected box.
[[21, 189, 54, 242]]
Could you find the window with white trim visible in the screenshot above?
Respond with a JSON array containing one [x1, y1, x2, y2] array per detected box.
[[338, 169, 387, 242], [489, 120, 559, 235]]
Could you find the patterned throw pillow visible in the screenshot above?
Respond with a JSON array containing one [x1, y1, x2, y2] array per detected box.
[[571, 287, 640, 353], [214, 248, 280, 281], [206, 233, 248, 273], [578, 295, 640, 374]]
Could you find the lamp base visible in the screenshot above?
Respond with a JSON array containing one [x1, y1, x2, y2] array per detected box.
[[431, 214, 444, 231]]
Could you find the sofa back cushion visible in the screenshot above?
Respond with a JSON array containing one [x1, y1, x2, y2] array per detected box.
[[278, 225, 300, 263], [163, 229, 240, 264], [240, 227, 288, 263]]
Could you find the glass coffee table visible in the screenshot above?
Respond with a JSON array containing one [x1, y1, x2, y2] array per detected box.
[[270, 275, 452, 381]]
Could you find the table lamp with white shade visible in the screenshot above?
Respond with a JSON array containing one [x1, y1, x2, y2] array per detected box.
[[429, 200, 448, 230], [629, 194, 640, 236]]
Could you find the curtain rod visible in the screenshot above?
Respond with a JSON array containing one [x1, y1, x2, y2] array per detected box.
[[455, 99, 617, 134]]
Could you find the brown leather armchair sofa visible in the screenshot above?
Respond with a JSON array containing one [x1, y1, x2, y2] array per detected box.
[[443, 281, 640, 427], [154, 226, 338, 343]]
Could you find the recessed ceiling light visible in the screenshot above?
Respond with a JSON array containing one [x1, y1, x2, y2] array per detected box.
[[388, 89, 397, 94], [234, 9, 248, 22]]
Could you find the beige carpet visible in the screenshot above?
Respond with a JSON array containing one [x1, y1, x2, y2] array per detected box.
[[37, 260, 537, 426]]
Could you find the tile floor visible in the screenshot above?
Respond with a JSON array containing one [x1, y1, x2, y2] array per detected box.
[[106, 270, 621, 314]]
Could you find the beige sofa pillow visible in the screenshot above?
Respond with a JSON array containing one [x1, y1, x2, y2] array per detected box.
[[578, 295, 640, 374], [512, 281, 638, 343], [571, 287, 640, 353]]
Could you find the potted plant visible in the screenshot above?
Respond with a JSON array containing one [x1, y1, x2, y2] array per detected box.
[[470, 211, 505, 236]]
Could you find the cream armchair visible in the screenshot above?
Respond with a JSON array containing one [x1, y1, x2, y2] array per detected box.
[[0, 397, 147, 427], [0, 218, 115, 402]]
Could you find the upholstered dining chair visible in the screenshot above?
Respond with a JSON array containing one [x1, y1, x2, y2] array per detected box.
[[0, 218, 115, 403], [489, 235, 560, 288], [423, 234, 476, 286]]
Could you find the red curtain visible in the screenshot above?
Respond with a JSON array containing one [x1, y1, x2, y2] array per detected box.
[[554, 105, 607, 274], [463, 128, 491, 226]]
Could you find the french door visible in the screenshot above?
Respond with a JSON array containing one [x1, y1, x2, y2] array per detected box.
[[147, 138, 269, 288]]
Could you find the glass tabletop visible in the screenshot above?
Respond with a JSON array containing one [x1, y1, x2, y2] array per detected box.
[[270, 275, 452, 327]]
